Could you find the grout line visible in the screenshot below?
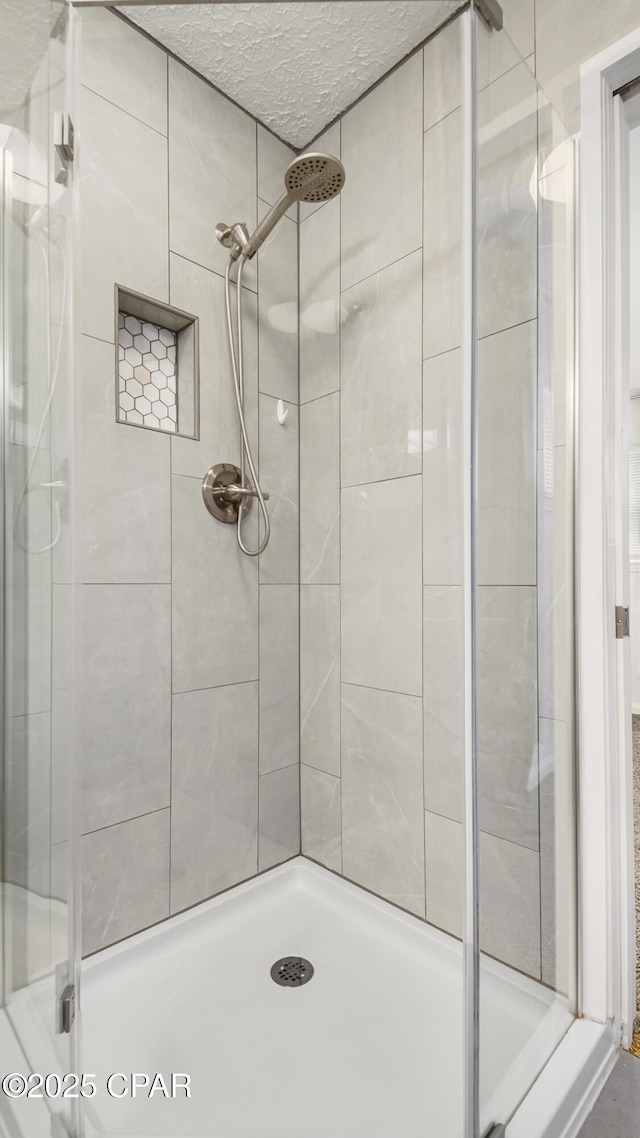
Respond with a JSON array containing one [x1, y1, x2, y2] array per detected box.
[[299, 388, 341, 409], [172, 678, 258, 698], [82, 330, 115, 347], [81, 804, 170, 839], [341, 245, 422, 296], [80, 82, 167, 139], [258, 196, 297, 226], [424, 805, 541, 856], [341, 471, 422, 493], [300, 760, 341, 781], [423, 102, 463, 136], [341, 679, 422, 701], [260, 759, 300, 779], [168, 249, 258, 294]]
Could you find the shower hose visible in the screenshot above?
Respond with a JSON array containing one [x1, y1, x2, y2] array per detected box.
[[224, 254, 271, 557]]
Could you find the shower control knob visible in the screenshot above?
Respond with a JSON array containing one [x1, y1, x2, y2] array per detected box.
[[202, 463, 269, 524]]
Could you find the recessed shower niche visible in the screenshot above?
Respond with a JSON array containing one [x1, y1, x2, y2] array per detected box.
[[115, 285, 199, 438]]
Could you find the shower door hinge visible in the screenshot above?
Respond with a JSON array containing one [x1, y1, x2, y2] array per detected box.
[[616, 605, 630, 639], [474, 0, 504, 31], [53, 112, 75, 186], [55, 962, 75, 1034], [483, 1126, 506, 1138]]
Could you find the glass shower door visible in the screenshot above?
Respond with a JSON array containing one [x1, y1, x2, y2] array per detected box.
[[470, 9, 578, 1133], [1, 2, 80, 1134]]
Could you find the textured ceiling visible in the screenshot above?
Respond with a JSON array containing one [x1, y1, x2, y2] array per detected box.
[[118, 2, 462, 149]]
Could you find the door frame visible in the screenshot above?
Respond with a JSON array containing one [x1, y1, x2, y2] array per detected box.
[[579, 25, 640, 1046]]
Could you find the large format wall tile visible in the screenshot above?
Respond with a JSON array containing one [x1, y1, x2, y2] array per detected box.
[[300, 585, 340, 777], [257, 125, 296, 220], [80, 88, 168, 343], [425, 812, 542, 977], [539, 716, 573, 994], [79, 334, 171, 583], [301, 764, 341, 872], [477, 61, 538, 340], [479, 829, 541, 978], [259, 585, 299, 774], [171, 683, 258, 912], [424, 19, 460, 131], [424, 585, 464, 822], [300, 393, 340, 584], [342, 684, 425, 916], [298, 124, 339, 221], [5, 713, 50, 897], [80, 585, 171, 833], [423, 348, 462, 584], [538, 447, 571, 723], [477, 3, 533, 91], [299, 122, 341, 223], [423, 109, 462, 360], [10, 584, 51, 717], [538, 169, 571, 452], [299, 196, 341, 404], [170, 253, 258, 481], [80, 7, 167, 134], [169, 59, 257, 284], [172, 474, 258, 693], [341, 52, 423, 290], [425, 811, 464, 938], [341, 476, 422, 696], [82, 810, 170, 955], [259, 395, 299, 585], [341, 250, 422, 487], [258, 210, 298, 403], [500, 0, 535, 65], [259, 765, 300, 871], [477, 585, 539, 850], [477, 321, 536, 586]]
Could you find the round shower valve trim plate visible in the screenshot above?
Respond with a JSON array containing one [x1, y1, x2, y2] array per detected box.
[[202, 462, 271, 524]]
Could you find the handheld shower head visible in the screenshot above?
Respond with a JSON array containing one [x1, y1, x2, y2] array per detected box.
[[283, 152, 346, 204], [220, 152, 346, 261]]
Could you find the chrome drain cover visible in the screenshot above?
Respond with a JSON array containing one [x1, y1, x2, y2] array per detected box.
[[270, 956, 314, 987]]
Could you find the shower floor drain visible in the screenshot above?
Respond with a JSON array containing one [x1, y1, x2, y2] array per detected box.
[[270, 957, 314, 987]]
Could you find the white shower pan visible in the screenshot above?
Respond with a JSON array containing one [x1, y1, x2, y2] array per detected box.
[[10, 859, 573, 1138]]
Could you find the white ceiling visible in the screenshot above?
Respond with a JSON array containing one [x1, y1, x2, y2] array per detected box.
[[118, 2, 462, 149]]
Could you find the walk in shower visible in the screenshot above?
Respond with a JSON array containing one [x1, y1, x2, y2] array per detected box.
[[0, 2, 578, 1136]]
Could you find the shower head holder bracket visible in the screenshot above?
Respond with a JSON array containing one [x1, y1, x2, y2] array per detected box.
[[216, 221, 250, 261]]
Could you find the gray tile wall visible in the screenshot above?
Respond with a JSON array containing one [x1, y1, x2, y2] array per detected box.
[[299, 10, 576, 989], [78, 8, 299, 954], [78, 4, 577, 986]]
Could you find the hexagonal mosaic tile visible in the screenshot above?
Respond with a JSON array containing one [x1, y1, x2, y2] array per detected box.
[[117, 312, 178, 432]]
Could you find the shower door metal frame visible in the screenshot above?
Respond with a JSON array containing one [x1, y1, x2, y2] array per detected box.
[[461, 7, 481, 1138]]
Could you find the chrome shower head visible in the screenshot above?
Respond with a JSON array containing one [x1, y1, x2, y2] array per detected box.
[[283, 152, 346, 204], [220, 152, 346, 261]]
